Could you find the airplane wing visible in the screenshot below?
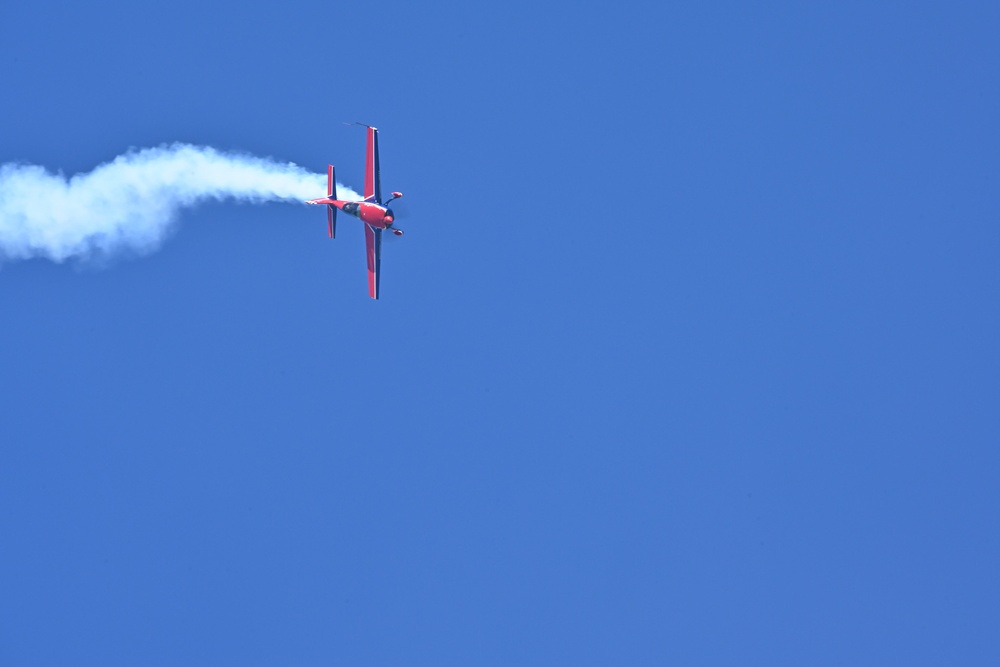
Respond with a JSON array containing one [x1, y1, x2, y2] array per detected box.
[[364, 223, 382, 299], [363, 126, 381, 204]]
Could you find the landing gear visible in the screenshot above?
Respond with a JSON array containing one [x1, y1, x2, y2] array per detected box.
[[391, 229, 404, 237]]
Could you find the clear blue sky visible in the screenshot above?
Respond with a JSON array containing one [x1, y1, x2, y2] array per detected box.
[[1, 1, 998, 664]]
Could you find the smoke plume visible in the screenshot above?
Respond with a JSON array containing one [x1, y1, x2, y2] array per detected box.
[[0, 144, 359, 262]]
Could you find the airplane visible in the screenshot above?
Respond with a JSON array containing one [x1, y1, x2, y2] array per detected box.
[[306, 124, 403, 300]]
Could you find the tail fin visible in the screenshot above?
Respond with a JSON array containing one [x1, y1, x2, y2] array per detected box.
[[327, 165, 337, 239]]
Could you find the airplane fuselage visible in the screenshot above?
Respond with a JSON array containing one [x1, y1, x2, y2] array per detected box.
[[308, 198, 395, 229]]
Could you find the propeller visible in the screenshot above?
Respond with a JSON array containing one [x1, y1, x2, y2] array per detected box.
[[385, 200, 410, 240], [386, 199, 409, 220]]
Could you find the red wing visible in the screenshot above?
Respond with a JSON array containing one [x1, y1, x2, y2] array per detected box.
[[363, 126, 381, 204], [364, 223, 382, 299]]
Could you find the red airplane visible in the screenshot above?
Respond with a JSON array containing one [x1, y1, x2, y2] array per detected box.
[[306, 124, 403, 299]]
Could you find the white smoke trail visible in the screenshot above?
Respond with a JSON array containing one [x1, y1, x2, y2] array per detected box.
[[0, 144, 360, 263]]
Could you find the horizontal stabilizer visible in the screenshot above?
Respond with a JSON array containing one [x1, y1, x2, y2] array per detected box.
[[327, 165, 337, 238]]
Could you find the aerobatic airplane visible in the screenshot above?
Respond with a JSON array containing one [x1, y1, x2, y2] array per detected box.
[[306, 124, 403, 299]]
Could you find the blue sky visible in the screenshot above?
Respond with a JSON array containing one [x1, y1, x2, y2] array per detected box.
[[1, 1, 998, 664]]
